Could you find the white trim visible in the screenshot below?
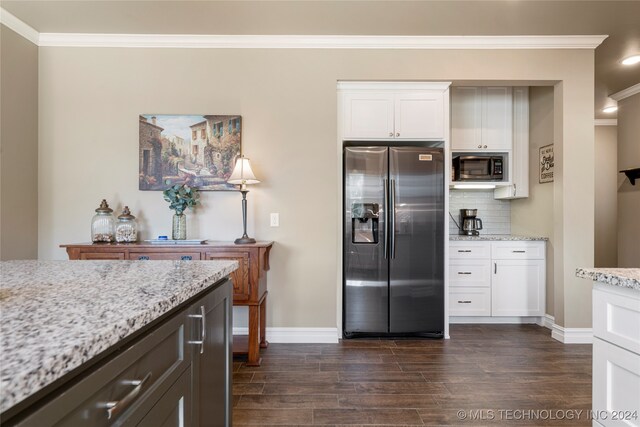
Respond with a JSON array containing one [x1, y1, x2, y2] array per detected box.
[[338, 81, 452, 91], [551, 324, 593, 344], [36, 33, 608, 49], [233, 327, 339, 344], [594, 119, 617, 126], [0, 8, 39, 45], [540, 314, 555, 329], [450, 316, 544, 324], [610, 83, 640, 102]]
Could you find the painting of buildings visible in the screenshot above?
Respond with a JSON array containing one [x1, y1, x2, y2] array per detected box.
[[139, 114, 241, 191]]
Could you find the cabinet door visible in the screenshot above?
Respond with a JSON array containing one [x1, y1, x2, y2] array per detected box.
[[482, 87, 513, 150], [137, 369, 192, 427], [342, 92, 395, 139], [394, 91, 445, 139], [593, 337, 640, 427], [190, 279, 233, 427], [450, 87, 483, 150], [491, 259, 545, 316], [205, 251, 250, 300]]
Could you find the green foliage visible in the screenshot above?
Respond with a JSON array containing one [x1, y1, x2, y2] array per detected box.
[[163, 183, 200, 215]]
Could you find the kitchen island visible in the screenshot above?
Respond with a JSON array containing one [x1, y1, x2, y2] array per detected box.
[[576, 268, 640, 427], [0, 259, 238, 426]]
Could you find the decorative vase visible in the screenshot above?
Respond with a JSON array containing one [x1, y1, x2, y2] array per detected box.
[[172, 213, 186, 240]]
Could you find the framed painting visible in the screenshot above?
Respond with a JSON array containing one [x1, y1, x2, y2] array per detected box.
[[139, 114, 241, 191], [539, 144, 554, 183]]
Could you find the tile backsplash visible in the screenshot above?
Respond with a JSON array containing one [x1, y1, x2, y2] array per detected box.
[[449, 190, 511, 235]]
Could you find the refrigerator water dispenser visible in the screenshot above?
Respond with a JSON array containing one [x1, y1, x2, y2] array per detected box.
[[351, 202, 379, 243]]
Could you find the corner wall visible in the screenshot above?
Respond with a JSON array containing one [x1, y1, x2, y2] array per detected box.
[[594, 124, 617, 267], [617, 92, 640, 267], [511, 86, 555, 317], [0, 24, 38, 260]]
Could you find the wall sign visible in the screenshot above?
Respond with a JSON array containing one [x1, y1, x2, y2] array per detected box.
[[139, 114, 241, 191], [539, 144, 554, 183]]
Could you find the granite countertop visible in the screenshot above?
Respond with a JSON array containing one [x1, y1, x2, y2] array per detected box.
[[450, 235, 548, 241], [576, 268, 640, 292], [0, 260, 238, 414]]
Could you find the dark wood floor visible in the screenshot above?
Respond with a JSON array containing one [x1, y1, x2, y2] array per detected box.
[[232, 324, 592, 426]]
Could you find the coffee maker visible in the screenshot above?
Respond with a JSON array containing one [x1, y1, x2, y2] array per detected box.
[[460, 209, 483, 236]]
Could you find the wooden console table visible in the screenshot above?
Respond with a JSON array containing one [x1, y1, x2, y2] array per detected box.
[[61, 241, 273, 366]]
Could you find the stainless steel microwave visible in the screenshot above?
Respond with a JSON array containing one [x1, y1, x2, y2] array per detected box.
[[453, 155, 504, 181]]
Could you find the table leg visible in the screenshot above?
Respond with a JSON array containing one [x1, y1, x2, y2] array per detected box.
[[246, 304, 261, 367], [260, 296, 269, 349]]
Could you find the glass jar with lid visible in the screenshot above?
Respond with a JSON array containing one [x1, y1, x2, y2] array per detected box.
[[91, 199, 115, 243], [115, 206, 138, 243]]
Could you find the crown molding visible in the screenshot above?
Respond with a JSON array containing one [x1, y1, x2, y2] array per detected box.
[[37, 33, 608, 49], [594, 119, 617, 126], [0, 8, 39, 45], [610, 83, 640, 102]]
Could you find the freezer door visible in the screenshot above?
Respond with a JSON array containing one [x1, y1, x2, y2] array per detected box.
[[389, 147, 444, 334], [344, 147, 389, 334]]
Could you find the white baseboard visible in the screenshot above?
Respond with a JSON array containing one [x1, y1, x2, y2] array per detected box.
[[551, 324, 593, 344], [449, 316, 543, 324], [540, 314, 555, 329], [232, 327, 339, 343]]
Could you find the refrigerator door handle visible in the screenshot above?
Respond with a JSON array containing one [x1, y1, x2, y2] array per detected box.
[[383, 178, 389, 259], [390, 179, 396, 259]]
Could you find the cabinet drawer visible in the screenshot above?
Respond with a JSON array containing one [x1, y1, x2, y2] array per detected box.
[[449, 260, 491, 288], [449, 287, 491, 316], [593, 337, 640, 427], [594, 286, 640, 355], [80, 252, 125, 260], [449, 242, 490, 260], [17, 311, 190, 426], [129, 252, 202, 261], [491, 242, 545, 260]]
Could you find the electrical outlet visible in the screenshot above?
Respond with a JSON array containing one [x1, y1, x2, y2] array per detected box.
[[270, 213, 279, 227]]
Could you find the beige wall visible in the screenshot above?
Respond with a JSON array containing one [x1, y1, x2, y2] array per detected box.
[[511, 86, 555, 317], [38, 47, 596, 329], [0, 25, 38, 260], [617, 93, 640, 267], [594, 125, 618, 268]]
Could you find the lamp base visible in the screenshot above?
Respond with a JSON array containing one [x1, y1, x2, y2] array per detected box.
[[234, 237, 256, 244]]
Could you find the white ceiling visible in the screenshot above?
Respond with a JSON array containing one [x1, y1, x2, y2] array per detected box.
[[2, 0, 639, 119]]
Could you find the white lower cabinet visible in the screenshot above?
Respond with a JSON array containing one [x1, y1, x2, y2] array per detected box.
[[449, 240, 546, 319], [592, 284, 640, 427]]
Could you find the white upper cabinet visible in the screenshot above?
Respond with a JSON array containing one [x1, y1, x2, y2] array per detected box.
[[451, 86, 513, 150], [339, 82, 450, 140]]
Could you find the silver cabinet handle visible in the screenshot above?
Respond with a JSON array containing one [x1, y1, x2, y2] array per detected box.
[[188, 305, 206, 354], [494, 263, 497, 274], [458, 300, 472, 304], [483, 145, 487, 148], [396, 132, 400, 137], [512, 250, 526, 253], [458, 250, 471, 253], [103, 372, 152, 420], [457, 272, 472, 275], [389, 132, 394, 137]]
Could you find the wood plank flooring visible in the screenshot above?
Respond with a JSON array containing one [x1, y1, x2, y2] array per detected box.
[[233, 324, 592, 426]]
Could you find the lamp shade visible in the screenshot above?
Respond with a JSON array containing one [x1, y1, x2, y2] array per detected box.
[[228, 156, 260, 185]]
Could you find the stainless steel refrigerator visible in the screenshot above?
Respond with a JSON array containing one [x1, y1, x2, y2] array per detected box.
[[343, 146, 444, 338]]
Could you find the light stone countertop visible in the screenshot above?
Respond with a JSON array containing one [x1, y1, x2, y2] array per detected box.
[[0, 260, 238, 414], [450, 235, 548, 241], [576, 268, 640, 292]]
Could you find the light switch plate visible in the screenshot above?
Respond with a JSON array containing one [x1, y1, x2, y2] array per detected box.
[[270, 213, 279, 227]]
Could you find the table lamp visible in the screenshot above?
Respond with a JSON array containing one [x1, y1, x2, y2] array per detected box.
[[228, 156, 260, 244]]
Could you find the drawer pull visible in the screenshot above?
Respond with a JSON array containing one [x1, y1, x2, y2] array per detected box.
[[188, 305, 206, 354], [138, 256, 150, 260], [181, 255, 193, 261], [457, 300, 472, 304], [104, 372, 152, 420], [512, 250, 526, 253], [457, 272, 472, 275], [457, 250, 472, 253]]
